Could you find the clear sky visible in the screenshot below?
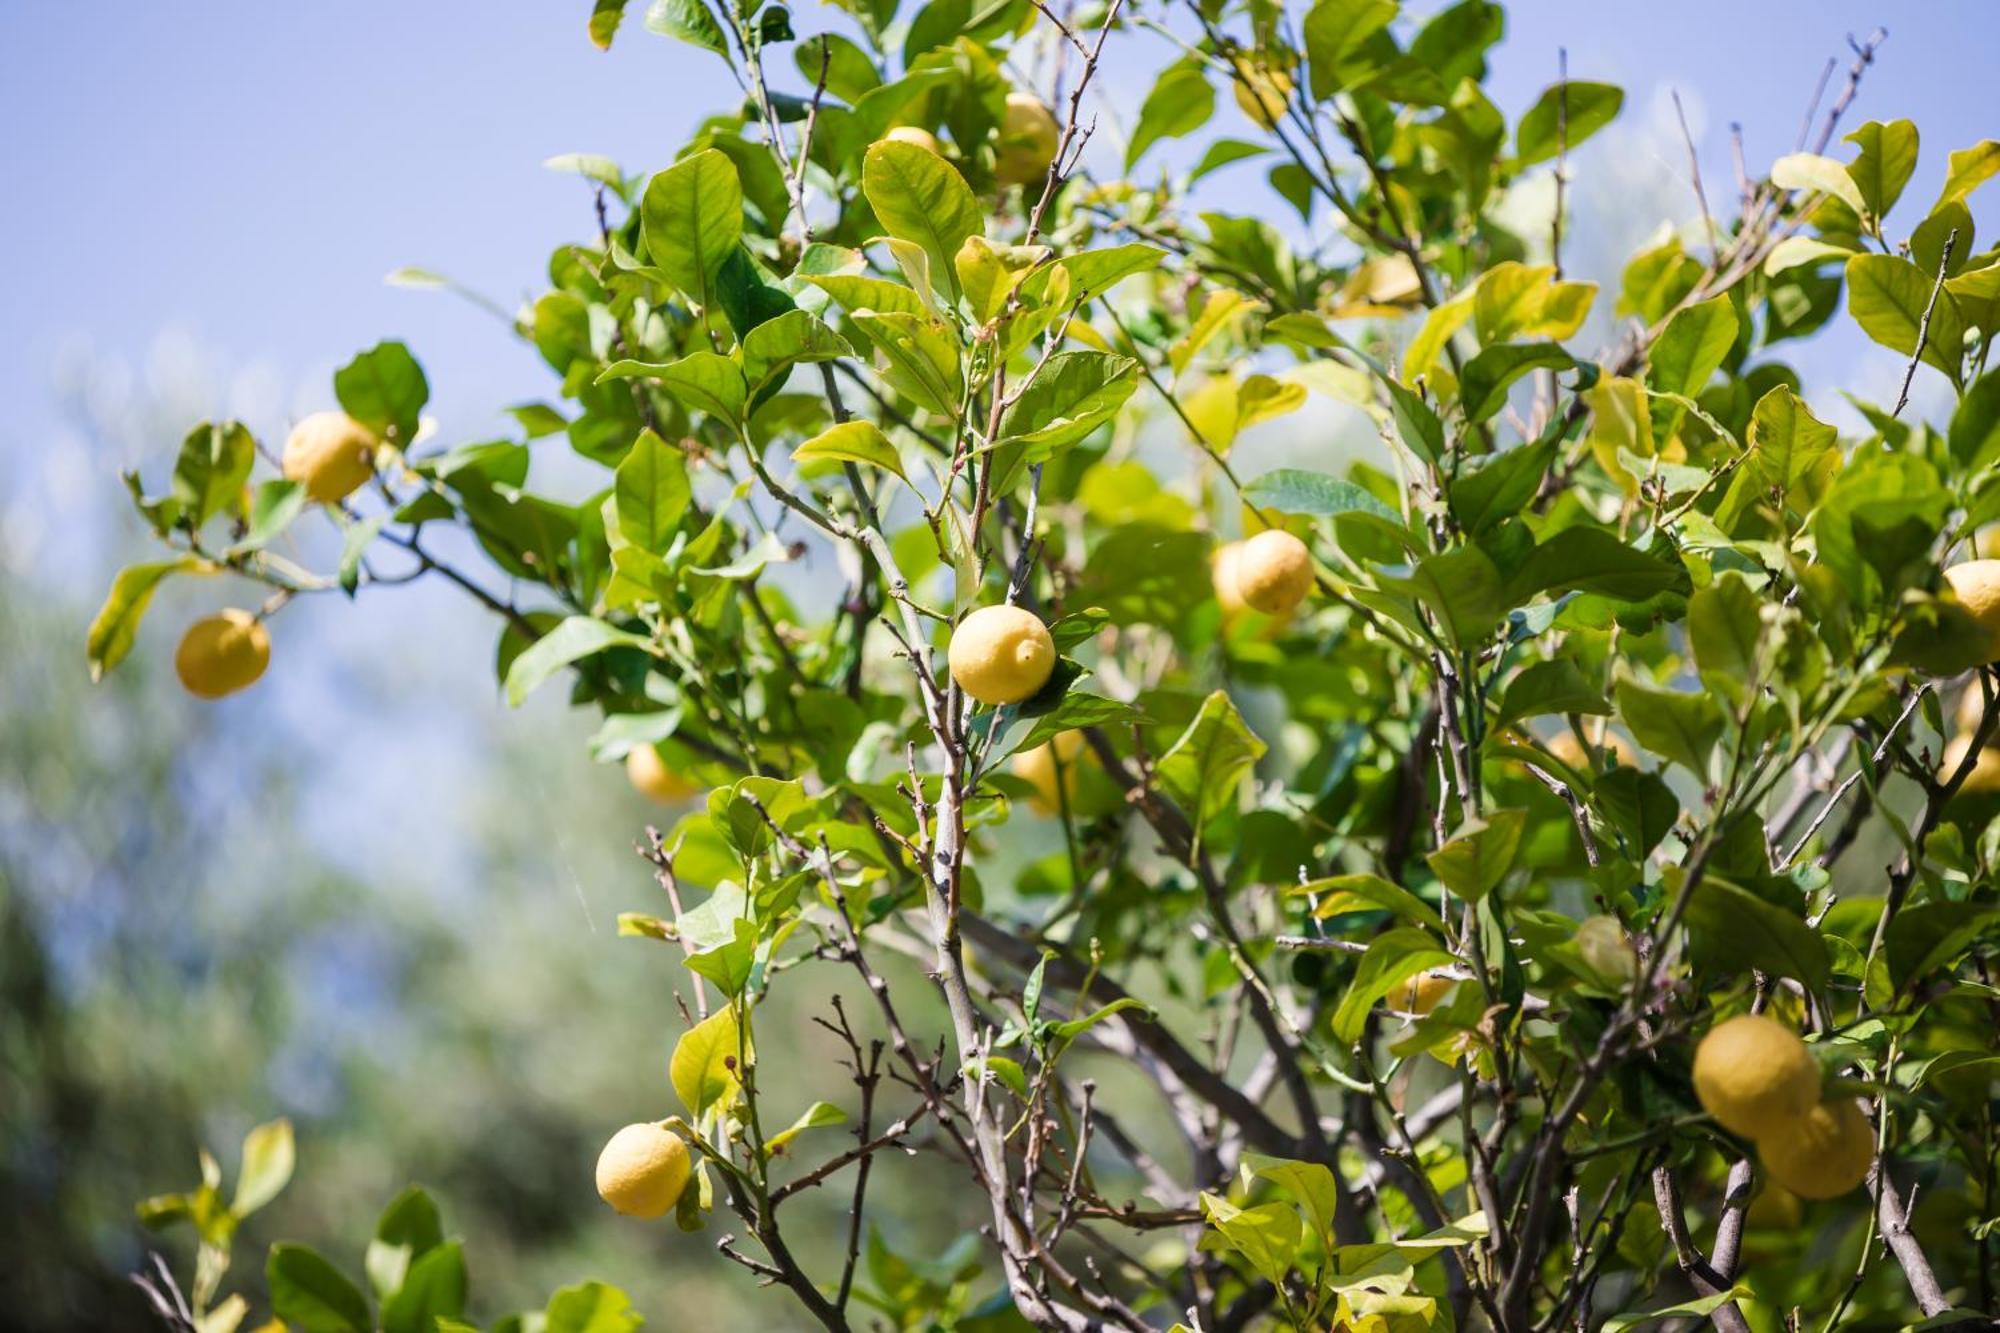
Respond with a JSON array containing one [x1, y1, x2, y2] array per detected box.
[[2, 1, 1995, 885]]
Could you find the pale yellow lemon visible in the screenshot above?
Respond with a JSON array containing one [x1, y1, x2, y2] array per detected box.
[[1230, 530, 1313, 617], [948, 605, 1055, 706], [174, 611, 270, 700], [1940, 735, 2000, 794], [627, 745, 698, 803], [1758, 1098, 1874, 1200], [995, 93, 1060, 187], [1012, 730, 1087, 813], [595, 1122, 691, 1219], [1232, 62, 1294, 129], [283, 411, 378, 503], [884, 125, 943, 156], [1390, 971, 1455, 1016], [1575, 915, 1637, 984], [1943, 560, 2000, 663], [1548, 729, 1641, 771], [1212, 542, 1250, 617], [1692, 1015, 1821, 1139]]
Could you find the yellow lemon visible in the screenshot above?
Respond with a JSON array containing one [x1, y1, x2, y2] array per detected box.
[[995, 93, 1060, 187], [1941, 735, 2000, 793], [884, 125, 944, 156], [1230, 529, 1313, 617], [174, 610, 271, 699], [1390, 971, 1455, 1016], [1575, 915, 1637, 984], [594, 1122, 691, 1219], [948, 604, 1055, 706], [1212, 542, 1251, 618], [1943, 560, 2000, 663], [283, 411, 378, 504], [1692, 1015, 1821, 1139], [1232, 62, 1294, 129], [1757, 1098, 1874, 1200], [627, 745, 697, 804], [1548, 729, 1640, 771], [1012, 730, 1087, 813], [1744, 1182, 1804, 1231]]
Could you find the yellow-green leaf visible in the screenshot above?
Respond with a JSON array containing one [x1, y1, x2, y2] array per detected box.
[[792, 420, 909, 484]]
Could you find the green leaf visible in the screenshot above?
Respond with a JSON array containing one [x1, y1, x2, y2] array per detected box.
[[1934, 139, 2000, 208], [1246, 1156, 1341, 1249], [1459, 342, 1572, 422], [1294, 872, 1448, 933], [380, 1242, 467, 1333], [231, 1119, 294, 1217], [85, 556, 210, 681], [1198, 1193, 1301, 1288], [544, 152, 623, 189], [1648, 295, 1737, 398], [1843, 119, 1919, 219], [741, 310, 852, 394], [1614, 676, 1724, 775], [1384, 379, 1444, 462], [1426, 809, 1527, 901], [1771, 151, 1867, 216], [1515, 81, 1623, 167], [1446, 435, 1558, 535], [1687, 573, 1763, 704], [337, 514, 387, 596], [1493, 658, 1609, 734], [504, 616, 651, 707], [1602, 1289, 1751, 1333], [1154, 689, 1267, 827], [225, 480, 309, 557], [544, 1281, 644, 1333], [1302, 0, 1398, 101], [1949, 368, 2000, 467], [600, 350, 749, 426], [1684, 879, 1830, 994], [849, 311, 960, 417], [1048, 244, 1166, 299], [863, 140, 983, 301], [642, 148, 743, 305], [1507, 528, 1682, 604], [334, 341, 430, 445], [671, 1005, 747, 1118], [1127, 57, 1213, 169], [588, 0, 630, 49], [1472, 262, 1597, 343], [1846, 253, 1967, 387], [793, 419, 909, 484], [267, 1244, 372, 1333], [1885, 901, 1999, 991], [995, 351, 1138, 458], [1331, 928, 1457, 1043], [764, 1101, 848, 1156], [1242, 468, 1400, 522], [613, 429, 691, 556], [366, 1186, 445, 1301], [1047, 996, 1152, 1042], [171, 420, 257, 526], [686, 918, 757, 997], [645, 0, 729, 57]]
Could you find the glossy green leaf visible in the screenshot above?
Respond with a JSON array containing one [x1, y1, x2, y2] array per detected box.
[[267, 1244, 372, 1333], [863, 140, 982, 301], [793, 419, 908, 483], [1516, 81, 1622, 166], [1845, 253, 1966, 387], [642, 148, 743, 304]]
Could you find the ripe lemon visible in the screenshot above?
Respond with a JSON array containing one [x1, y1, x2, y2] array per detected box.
[[1012, 730, 1087, 813], [1390, 971, 1455, 1016], [1757, 1097, 1874, 1200], [1692, 1015, 1821, 1139], [1230, 529, 1313, 617], [174, 610, 271, 699], [884, 125, 943, 156], [283, 411, 379, 503], [1941, 735, 2000, 794], [1575, 915, 1637, 984], [595, 1122, 691, 1219], [948, 604, 1055, 706], [1212, 541, 1250, 618], [1943, 560, 2000, 663], [995, 93, 1060, 187], [627, 745, 697, 803], [1232, 61, 1294, 129]]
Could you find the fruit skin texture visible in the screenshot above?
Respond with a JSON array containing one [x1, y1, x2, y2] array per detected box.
[[1574, 915, 1637, 984], [948, 605, 1055, 706], [283, 411, 379, 503], [1391, 972, 1454, 1016], [1012, 730, 1086, 813], [627, 745, 697, 803], [1944, 560, 2000, 663], [884, 125, 943, 155], [1692, 1015, 1821, 1140], [174, 611, 270, 699], [595, 1122, 691, 1219], [995, 93, 1059, 187], [1230, 530, 1313, 617], [1757, 1098, 1874, 1200]]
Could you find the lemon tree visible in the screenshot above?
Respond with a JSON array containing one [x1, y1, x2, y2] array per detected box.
[[96, 2, 2000, 1329]]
